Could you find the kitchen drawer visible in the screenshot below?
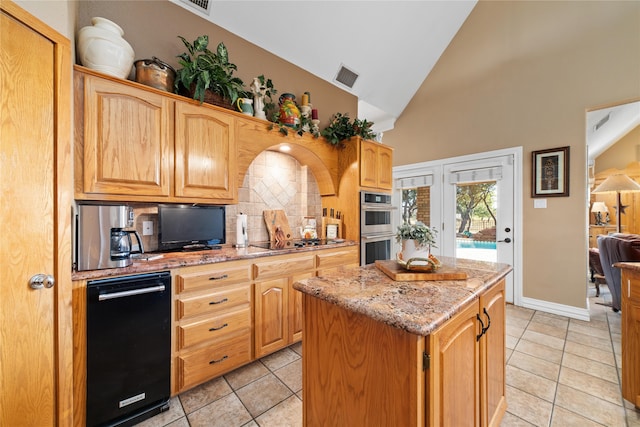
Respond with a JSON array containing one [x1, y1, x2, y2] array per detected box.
[[253, 254, 315, 281], [178, 306, 251, 349], [316, 247, 358, 270], [177, 332, 252, 391], [177, 283, 252, 320], [176, 262, 252, 293]]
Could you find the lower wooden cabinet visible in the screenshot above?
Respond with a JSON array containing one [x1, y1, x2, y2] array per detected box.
[[429, 280, 506, 427], [254, 278, 289, 357], [620, 267, 640, 408], [174, 261, 253, 393], [301, 277, 506, 426]]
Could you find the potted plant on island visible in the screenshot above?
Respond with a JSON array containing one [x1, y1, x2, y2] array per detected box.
[[395, 221, 441, 271], [174, 35, 246, 109]]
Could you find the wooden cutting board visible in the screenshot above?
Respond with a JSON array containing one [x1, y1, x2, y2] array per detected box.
[[375, 260, 468, 281], [263, 210, 293, 241]]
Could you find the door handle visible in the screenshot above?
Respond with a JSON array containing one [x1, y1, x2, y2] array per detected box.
[[498, 238, 512, 243], [29, 274, 55, 290]]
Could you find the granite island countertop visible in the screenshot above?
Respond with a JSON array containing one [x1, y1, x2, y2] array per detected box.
[[72, 239, 357, 281], [293, 256, 512, 336]]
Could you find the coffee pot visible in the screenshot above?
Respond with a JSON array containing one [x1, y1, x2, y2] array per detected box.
[[110, 228, 143, 260]]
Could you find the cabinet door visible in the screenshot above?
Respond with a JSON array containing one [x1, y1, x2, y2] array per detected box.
[[289, 272, 312, 343], [255, 278, 288, 357], [360, 140, 379, 189], [360, 140, 393, 190], [622, 270, 640, 407], [376, 144, 393, 190], [479, 280, 507, 427], [81, 75, 172, 197], [428, 301, 481, 427], [174, 101, 237, 201]]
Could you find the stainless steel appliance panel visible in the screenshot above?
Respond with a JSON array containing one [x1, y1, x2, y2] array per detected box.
[[77, 204, 135, 271], [360, 191, 394, 236], [361, 233, 394, 265]]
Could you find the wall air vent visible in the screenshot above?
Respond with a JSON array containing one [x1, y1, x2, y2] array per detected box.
[[594, 112, 611, 132], [334, 64, 359, 89], [179, 0, 212, 16]]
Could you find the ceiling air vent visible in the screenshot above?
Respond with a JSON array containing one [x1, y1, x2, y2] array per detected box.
[[334, 64, 359, 89], [594, 112, 611, 131], [179, 0, 212, 16]]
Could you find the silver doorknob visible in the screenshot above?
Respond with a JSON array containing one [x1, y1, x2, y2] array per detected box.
[[29, 274, 55, 290]]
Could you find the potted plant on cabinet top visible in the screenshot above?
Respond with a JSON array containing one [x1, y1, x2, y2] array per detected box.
[[395, 221, 441, 271], [174, 35, 246, 108], [321, 112, 376, 147]]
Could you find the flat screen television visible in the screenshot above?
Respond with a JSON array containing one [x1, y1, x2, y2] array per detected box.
[[158, 204, 225, 251]]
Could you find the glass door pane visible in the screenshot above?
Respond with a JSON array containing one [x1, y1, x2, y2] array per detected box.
[[401, 186, 432, 227], [455, 182, 497, 262]]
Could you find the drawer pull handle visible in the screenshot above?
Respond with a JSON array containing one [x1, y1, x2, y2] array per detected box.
[[209, 323, 228, 331], [209, 298, 228, 305], [209, 274, 229, 281], [209, 355, 228, 364]]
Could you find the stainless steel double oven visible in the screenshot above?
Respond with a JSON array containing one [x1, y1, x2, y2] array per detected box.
[[360, 191, 395, 265]]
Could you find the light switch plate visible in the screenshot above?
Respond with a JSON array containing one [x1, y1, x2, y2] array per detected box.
[[143, 221, 153, 235], [534, 199, 547, 209]]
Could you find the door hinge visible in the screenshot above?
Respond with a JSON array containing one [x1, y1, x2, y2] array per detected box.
[[423, 352, 430, 371]]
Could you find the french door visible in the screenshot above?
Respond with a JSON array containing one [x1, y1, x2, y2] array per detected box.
[[443, 154, 516, 303], [394, 148, 521, 304]]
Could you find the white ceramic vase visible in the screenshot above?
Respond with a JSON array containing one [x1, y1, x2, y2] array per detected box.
[[77, 17, 135, 79], [401, 239, 430, 261]]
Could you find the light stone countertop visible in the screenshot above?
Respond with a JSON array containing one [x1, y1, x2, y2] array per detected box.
[[72, 240, 357, 281], [293, 256, 512, 336]]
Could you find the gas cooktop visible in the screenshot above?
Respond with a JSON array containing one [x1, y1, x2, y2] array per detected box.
[[251, 238, 344, 250]]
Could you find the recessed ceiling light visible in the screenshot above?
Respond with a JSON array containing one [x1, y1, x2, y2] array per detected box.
[[280, 144, 291, 152]]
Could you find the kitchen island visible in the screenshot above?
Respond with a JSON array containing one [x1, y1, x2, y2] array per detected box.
[[293, 257, 512, 427]]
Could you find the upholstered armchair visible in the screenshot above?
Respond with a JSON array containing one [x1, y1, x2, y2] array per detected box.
[[597, 233, 640, 311]]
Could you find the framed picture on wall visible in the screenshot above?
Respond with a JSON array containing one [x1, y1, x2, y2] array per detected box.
[[532, 146, 570, 197]]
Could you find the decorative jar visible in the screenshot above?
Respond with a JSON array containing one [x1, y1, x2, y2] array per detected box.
[[77, 17, 135, 79], [278, 93, 301, 127]]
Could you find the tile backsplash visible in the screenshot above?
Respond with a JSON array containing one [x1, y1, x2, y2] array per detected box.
[[131, 150, 321, 251]]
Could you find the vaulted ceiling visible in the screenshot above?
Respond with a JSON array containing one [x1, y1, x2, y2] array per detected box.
[[169, 0, 477, 132]]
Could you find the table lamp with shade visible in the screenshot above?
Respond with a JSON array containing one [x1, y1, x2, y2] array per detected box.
[[591, 201, 609, 225], [591, 174, 640, 233]]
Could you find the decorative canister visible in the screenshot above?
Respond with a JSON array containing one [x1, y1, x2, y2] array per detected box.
[[278, 93, 301, 127], [77, 17, 135, 79]]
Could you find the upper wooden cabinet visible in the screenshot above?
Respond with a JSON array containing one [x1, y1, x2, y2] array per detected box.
[[360, 139, 393, 191], [174, 101, 236, 200], [74, 67, 237, 203], [79, 75, 172, 197]]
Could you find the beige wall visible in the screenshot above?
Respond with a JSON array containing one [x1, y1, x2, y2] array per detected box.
[[384, 1, 640, 309], [74, 0, 356, 129], [595, 125, 640, 174], [14, 0, 75, 39]]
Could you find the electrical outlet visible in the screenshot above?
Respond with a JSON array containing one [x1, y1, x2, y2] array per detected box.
[[143, 221, 153, 235]]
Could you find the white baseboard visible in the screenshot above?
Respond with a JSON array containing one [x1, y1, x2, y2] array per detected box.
[[518, 296, 590, 321]]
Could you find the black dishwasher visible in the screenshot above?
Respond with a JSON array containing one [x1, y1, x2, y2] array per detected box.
[[86, 271, 171, 427]]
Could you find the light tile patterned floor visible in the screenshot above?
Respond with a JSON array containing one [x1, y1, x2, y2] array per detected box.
[[137, 285, 640, 427]]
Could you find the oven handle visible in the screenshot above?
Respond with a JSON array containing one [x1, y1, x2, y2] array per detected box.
[[98, 284, 166, 301], [361, 205, 398, 211], [361, 233, 396, 240]]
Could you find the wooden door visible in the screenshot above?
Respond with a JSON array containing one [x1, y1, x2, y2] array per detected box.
[[174, 101, 237, 202], [80, 74, 172, 198], [376, 143, 393, 190], [360, 139, 379, 188], [479, 279, 507, 427], [0, 2, 72, 425], [254, 278, 288, 357], [621, 269, 640, 407], [289, 272, 312, 343], [428, 300, 481, 427]]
